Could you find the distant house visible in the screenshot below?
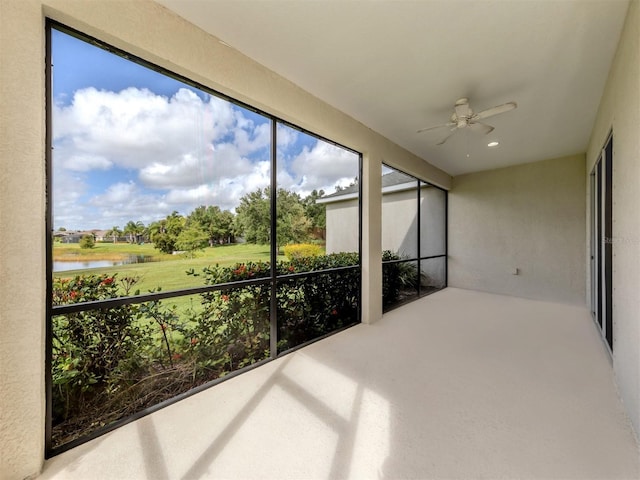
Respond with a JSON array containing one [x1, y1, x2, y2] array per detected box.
[[53, 229, 129, 244], [318, 171, 446, 287], [53, 230, 95, 244], [93, 230, 110, 242]]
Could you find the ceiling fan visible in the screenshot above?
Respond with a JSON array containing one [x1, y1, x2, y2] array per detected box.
[[417, 97, 517, 145]]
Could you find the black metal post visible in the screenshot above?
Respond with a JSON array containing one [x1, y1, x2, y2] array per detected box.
[[416, 180, 421, 297], [44, 20, 54, 458], [270, 121, 278, 358]]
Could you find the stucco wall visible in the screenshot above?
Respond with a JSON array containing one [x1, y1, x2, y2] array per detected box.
[[382, 189, 418, 257], [448, 154, 586, 305], [420, 186, 447, 257], [326, 185, 447, 259], [325, 199, 359, 254], [0, 1, 451, 477], [586, 0, 640, 438], [0, 1, 47, 479], [324, 189, 420, 256]]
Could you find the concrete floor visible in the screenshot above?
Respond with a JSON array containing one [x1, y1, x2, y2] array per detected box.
[[39, 288, 639, 479]]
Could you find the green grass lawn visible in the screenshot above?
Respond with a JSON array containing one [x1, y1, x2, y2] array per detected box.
[[53, 242, 281, 293]]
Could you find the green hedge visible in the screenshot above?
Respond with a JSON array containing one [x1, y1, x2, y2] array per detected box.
[[51, 253, 360, 447], [51, 251, 421, 447], [189, 252, 360, 353]]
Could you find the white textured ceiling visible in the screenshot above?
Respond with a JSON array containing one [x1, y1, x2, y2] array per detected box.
[[157, 0, 628, 176]]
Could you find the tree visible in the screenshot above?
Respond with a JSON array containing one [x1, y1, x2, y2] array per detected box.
[[175, 224, 209, 256], [188, 205, 235, 246], [217, 210, 236, 243], [235, 188, 311, 251], [106, 226, 122, 244], [276, 189, 310, 249], [149, 212, 185, 254], [79, 234, 95, 249], [303, 189, 326, 236], [235, 189, 271, 244], [123, 220, 145, 244]]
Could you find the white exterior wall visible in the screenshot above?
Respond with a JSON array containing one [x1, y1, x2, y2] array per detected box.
[[586, 0, 640, 439], [325, 186, 447, 260], [324, 199, 359, 254], [420, 186, 447, 257], [326, 185, 447, 289], [448, 154, 587, 305], [420, 187, 447, 287], [0, 1, 450, 477], [382, 189, 419, 257], [382, 186, 446, 259]]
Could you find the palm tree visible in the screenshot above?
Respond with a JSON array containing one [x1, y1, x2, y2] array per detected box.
[[106, 226, 122, 244], [134, 221, 145, 243], [123, 221, 136, 244], [124, 221, 145, 244]]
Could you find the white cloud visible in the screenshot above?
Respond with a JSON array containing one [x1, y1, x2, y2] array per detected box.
[[139, 145, 261, 189], [62, 154, 112, 172], [86, 182, 170, 228], [52, 85, 359, 229], [276, 123, 298, 148], [289, 141, 359, 196], [163, 159, 271, 208], [52, 166, 90, 230], [236, 122, 271, 155], [53, 87, 268, 173], [164, 159, 270, 212], [90, 182, 137, 204]]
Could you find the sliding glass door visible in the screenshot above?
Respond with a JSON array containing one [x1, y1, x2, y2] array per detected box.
[[590, 133, 613, 353]]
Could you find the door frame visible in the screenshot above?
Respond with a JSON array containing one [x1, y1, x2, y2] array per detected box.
[[589, 131, 613, 354]]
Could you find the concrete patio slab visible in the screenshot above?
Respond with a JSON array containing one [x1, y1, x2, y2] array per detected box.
[[39, 288, 639, 479]]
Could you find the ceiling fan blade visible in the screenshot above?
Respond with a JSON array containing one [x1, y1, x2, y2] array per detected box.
[[468, 122, 494, 135], [475, 101, 517, 120], [416, 122, 455, 134], [436, 129, 458, 145]]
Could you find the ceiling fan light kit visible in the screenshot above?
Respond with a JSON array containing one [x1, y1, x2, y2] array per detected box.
[[417, 97, 517, 145]]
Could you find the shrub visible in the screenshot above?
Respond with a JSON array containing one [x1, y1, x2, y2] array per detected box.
[[185, 252, 360, 358], [279, 252, 360, 351], [51, 274, 180, 445], [382, 250, 420, 308], [79, 234, 95, 249], [52, 275, 148, 426], [283, 243, 323, 259], [184, 262, 272, 378], [51, 253, 361, 447], [287, 251, 358, 272], [383, 250, 403, 307]]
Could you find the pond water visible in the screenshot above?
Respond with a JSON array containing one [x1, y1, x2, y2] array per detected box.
[[53, 255, 155, 273]]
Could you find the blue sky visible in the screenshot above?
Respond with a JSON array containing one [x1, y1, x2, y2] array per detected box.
[[52, 29, 359, 231]]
